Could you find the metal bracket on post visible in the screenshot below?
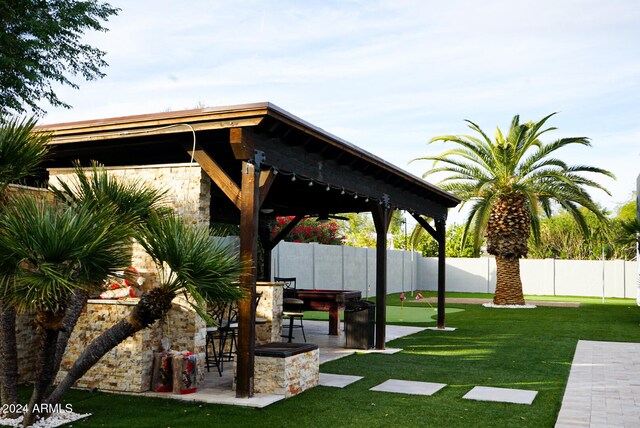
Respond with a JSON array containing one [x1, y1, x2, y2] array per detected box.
[[253, 150, 266, 172]]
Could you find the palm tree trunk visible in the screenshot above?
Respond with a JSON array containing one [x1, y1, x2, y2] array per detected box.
[[0, 301, 19, 418], [493, 256, 526, 305], [23, 327, 59, 427], [52, 290, 89, 377]]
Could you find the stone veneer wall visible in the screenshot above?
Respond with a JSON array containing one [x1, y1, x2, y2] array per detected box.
[[56, 299, 206, 392], [48, 163, 212, 273]]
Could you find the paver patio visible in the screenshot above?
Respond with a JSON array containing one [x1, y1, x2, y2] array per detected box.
[[555, 340, 640, 427]]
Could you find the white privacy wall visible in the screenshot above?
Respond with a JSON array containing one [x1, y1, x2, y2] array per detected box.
[[271, 241, 637, 298]]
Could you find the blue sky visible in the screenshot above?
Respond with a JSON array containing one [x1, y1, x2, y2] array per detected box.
[[41, 0, 640, 222]]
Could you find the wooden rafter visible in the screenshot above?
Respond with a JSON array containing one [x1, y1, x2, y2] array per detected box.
[[184, 143, 241, 209]]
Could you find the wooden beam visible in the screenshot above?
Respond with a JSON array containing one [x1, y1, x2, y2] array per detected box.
[[248, 131, 452, 218], [412, 214, 437, 240], [236, 161, 259, 398], [230, 127, 255, 160], [371, 204, 393, 350], [265, 215, 304, 251], [258, 170, 275, 208], [185, 143, 241, 209]]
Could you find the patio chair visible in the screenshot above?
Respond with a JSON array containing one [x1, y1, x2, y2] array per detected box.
[[204, 326, 222, 376], [274, 276, 297, 299], [206, 301, 239, 372]]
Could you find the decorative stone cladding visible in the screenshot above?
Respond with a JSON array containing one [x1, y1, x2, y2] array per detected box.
[[256, 282, 284, 344], [234, 343, 319, 398], [5, 183, 56, 204], [55, 299, 206, 392]]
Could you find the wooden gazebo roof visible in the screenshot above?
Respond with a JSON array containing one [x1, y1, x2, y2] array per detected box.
[[38, 102, 460, 398], [39, 102, 460, 221]]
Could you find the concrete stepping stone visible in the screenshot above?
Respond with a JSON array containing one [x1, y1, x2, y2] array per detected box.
[[463, 386, 538, 404], [369, 379, 447, 396], [319, 373, 363, 388]]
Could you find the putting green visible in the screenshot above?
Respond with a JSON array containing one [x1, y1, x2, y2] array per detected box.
[[386, 306, 464, 323], [304, 306, 464, 323]]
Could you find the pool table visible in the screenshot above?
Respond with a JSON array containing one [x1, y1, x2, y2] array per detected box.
[[287, 289, 362, 335]]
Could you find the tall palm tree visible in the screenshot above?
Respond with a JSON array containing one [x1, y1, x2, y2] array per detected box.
[[0, 195, 132, 426], [47, 213, 242, 407], [414, 113, 614, 305], [0, 116, 49, 416]]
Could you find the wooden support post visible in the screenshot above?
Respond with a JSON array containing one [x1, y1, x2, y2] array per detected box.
[[371, 203, 393, 350], [236, 161, 259, 398], [435, 218, 446, 329], [412, 213, 447, 328]]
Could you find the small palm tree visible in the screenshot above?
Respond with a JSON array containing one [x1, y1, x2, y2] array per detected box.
[[48, 161, 170, 378], [414, 113, 614, 305], [47, 213, 242, 407], [0, 195, 132, 426], [0, 116, 49, 416]]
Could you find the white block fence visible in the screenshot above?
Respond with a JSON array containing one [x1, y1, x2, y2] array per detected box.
[[271, 241, 638, 299]]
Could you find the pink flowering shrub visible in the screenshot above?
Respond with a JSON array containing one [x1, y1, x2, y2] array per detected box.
[[272, 216, 344, 245]]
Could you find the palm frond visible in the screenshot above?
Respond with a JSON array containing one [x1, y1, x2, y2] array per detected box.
[[0, 194, 131, 313], [50, 161, 170, 225], [136, 214, 242, 304], [0, 116, 50, 191]]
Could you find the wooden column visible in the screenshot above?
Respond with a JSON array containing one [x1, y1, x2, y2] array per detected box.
[[236, 161, 259, 398], [412, 213, 447, 328], [371, 204, 393, 350], [435, 218, 446, 329]]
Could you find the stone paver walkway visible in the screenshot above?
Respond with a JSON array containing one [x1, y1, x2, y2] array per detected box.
[[555, 340, 640, 427]]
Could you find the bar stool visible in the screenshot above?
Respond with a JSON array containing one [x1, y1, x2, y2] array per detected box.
[[282, 297, 306, 343]]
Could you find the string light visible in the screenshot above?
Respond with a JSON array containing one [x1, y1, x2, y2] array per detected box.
[[267, 166, 393, 207]]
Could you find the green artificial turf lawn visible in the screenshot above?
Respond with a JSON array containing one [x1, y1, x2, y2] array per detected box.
[[45, 301, 640, 428]]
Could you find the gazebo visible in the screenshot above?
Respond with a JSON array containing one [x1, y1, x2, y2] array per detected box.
[[38, 102, 460, 397]]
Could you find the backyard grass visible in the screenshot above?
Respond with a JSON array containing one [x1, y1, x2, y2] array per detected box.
[[44, 298, 640, 427]]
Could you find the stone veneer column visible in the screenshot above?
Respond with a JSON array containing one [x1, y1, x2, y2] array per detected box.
[[255, 282, 284, 344]]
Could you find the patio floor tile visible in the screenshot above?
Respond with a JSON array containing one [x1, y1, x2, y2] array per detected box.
[[463, 386, 538, 404], [369, 379, 447, 396], [319, 373, 363, 388]]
